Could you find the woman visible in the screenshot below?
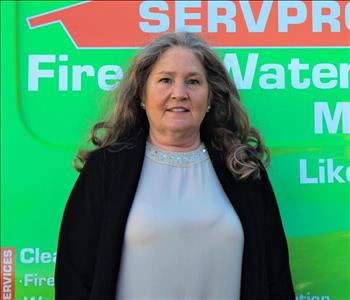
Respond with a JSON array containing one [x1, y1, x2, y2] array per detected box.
[[55, 32, 295, 300]]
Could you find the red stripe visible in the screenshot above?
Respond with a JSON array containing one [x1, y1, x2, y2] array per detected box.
[[1, 248, 16, 300], [27, 1, 350, 48]]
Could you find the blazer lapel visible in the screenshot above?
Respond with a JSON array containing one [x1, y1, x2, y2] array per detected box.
[[91, 134, 147, 299], [204, 140, 265, 298]]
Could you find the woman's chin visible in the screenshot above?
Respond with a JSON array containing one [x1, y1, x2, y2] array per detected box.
[[164, 123, 198, 136]]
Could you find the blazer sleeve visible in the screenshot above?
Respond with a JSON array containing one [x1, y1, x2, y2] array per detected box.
[[54, 152, 106, 300], [260, 169, 295, 299]]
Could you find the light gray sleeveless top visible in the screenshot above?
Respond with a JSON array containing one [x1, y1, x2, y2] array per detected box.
[[115, 142, 244, 300]]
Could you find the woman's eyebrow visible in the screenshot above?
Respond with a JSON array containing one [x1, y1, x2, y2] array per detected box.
[[154, 71, 205, 77]]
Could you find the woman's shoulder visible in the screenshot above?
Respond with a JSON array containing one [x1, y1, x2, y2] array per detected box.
[[82, 145, 123, 174], [84, 141, 142, 173]]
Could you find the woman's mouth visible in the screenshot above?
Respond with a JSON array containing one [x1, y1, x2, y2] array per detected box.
[[166, 107, 190, 112]]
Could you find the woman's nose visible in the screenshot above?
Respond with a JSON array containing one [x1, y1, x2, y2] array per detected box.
[[170, 82, 188, 100]]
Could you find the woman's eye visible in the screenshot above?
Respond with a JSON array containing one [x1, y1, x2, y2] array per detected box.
[[159, 78, 171, 83], [187, 79, 200, 85]]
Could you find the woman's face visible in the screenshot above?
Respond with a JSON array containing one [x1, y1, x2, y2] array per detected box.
[[142, 46, 209, 139]]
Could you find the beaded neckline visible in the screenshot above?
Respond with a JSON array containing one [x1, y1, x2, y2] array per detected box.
[[145, 141, 209, 167]]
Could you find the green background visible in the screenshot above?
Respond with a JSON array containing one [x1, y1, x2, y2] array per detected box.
[[1, 1, 349, 299]]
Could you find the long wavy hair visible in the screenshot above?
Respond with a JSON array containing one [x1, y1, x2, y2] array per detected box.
[[75, 32, 270, 180]]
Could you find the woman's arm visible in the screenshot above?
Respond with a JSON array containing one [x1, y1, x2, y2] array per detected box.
[[54, 152, 106, 300], [261, 170, 295, 299]]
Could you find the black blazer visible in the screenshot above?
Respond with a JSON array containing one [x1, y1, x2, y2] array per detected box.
[[55, 133, 295, 300]]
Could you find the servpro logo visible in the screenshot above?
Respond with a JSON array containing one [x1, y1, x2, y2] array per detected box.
[[27, 0, 350, 48]]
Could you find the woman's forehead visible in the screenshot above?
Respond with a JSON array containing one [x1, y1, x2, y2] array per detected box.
[[150, 47, 206, 75]]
